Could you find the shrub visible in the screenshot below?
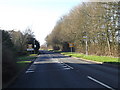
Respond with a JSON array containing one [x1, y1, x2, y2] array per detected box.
[[2, 45, 17, 83], [2, 30, 17, 84]]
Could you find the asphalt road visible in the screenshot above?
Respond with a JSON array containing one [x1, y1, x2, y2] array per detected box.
[[9, 50, 119, 89]]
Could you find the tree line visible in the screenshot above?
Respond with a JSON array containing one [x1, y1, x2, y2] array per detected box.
[[1, 28, 40, 84], [46, 2, 120, 57]]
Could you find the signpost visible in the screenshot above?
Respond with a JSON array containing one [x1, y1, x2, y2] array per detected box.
[[83, 36, 88, 55], [69, 43, 74, 53]]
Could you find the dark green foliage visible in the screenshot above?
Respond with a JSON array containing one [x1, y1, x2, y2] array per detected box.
[[34, 40, 40, 54], [1, 29, 40, 87], [2, 45, 17, 83], [27, 37, 40, 54], [2, 30, 14, 48], [2, 30, 17, 83]]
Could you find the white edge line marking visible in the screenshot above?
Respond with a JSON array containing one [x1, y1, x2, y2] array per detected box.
[[87, 76, 115, 90]]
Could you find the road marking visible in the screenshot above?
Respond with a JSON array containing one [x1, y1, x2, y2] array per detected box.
[[51, 58, 74, 70], [25, 64, 36, 74], [25, 71, 34, 73], [27, 69, 34, 70], [63, 65, 68, 67], [59, 61, 74, 69], [87, 76, 115, 90], [64, 68, 71, 70], [64, 64, 74, 69]]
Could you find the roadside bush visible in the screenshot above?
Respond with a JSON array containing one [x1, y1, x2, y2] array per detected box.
[[2, 30, 17, 84], [2, 45, 17, 83], [17, 51, 28, 56]]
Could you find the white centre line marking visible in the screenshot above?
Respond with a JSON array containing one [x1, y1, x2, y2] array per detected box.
[[64, 68, 71, 70], [63, 66, 68, 67], [87, 76, 115, 90], [25, 71, 34, 73], [64, 64, 74, 69], [27, 69, 34, 70]]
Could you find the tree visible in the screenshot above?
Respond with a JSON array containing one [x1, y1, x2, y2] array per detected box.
[[9, 28, 39, 55], [27, 37, 40, 54], [46, 2, 119, 57], [2, 30, 17, 84]]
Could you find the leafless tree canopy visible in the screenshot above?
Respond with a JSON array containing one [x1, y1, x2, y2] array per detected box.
[[46, 2, 120, 57]]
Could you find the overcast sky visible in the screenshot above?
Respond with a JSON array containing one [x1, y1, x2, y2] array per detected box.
[[0, 0, 87, 45]]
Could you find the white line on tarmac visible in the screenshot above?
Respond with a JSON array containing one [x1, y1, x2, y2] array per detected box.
[[64, 64, 74, 69], [51, 58, 74, 70], [27, 69, 34, 70], [25, 71, 34, 73], [87, 76, 115, 90], [59, 61, 74, 69], [62, 65, 68, 67], [64, 68, 71, 70]]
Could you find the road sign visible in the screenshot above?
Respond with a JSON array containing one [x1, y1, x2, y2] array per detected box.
[[27, 48, 34, 51], [69, 43, 74, 47]]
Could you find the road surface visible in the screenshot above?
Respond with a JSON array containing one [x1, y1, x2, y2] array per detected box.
[[9, 50, 119, 89]]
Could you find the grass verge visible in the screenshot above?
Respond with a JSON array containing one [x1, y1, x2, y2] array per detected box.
[[16, 54, 37, 70], [16, 54, 37, 71], [61, 52, 120, 65], [17, 54, 37, 61]]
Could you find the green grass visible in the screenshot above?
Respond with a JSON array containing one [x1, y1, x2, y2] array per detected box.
[[16, 54, 37, 72], [29, 54, 38, 57], [16, 54, 37, 64], [53, 50, 62, 53], [61, 52, 119, 64], [17, 54, 37, 61], [48, 49, 54, 51], [17, 61, 32, 64]]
